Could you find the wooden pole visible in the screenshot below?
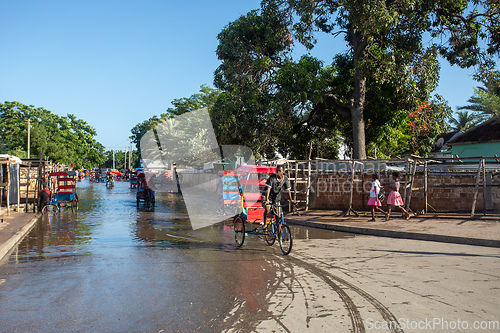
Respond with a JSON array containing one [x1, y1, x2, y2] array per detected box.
[[6, 164, 10, 215], [305, 159, 311, 211], [27, 119, 30, 158], [402, 159, 409, 206], [470, 158, 483, 218], [25, 162, 31, 212], [405, 159, 417, 212], [294, 161, 298, 203], [129, 139, 132, 170], [482, 158, 487, 215], [0, 164, 3, 215], [341, 160, 359, 217], [424, 161, 428, 214], [349, 160, 355, 210]]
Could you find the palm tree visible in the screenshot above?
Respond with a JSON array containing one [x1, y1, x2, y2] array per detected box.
[[449, 111, 481, 131], [458, 74, 500, 121]]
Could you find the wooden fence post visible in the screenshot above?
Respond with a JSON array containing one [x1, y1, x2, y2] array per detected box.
[[470, 158, 484, 218]]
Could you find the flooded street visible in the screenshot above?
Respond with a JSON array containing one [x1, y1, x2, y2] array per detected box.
[[0, 180, 352, 332]]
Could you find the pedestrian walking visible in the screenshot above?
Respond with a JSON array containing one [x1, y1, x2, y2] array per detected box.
[[386, 172, 411, 220], [368, 174, 387, 221]]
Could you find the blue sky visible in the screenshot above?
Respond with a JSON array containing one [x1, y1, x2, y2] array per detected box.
[[0, 1, 487, 151]]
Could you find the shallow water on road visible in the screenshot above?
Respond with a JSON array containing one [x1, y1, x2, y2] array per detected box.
[[0, 179, 354, 331], [12, 180, 351, 262]]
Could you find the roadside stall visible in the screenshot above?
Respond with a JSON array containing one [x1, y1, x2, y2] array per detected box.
[[0, 154, 21, 215]]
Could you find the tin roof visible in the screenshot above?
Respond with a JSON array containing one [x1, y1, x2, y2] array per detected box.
[[448, 115, 500, 145]]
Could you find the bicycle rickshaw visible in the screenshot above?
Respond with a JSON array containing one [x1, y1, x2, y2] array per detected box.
[[130, 170, 138, 188], [231, 165, 293, 255], [43, 171, 79, 213], [136, 170, 155, 208], [106, 171, 115, 188]]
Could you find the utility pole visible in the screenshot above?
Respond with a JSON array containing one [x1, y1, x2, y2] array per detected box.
[[27, 119, 30, 158], [129, 138, 132, 170], [112, 150, 115, 170]]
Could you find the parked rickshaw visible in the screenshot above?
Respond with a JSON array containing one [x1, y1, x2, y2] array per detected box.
[[44, 171, 79, 213], [130, 170, 138, 188], [136, 170, 155, 208], [231, 165, 293, 255]]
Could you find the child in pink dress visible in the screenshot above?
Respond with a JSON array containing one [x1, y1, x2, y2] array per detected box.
[[368, 174, 387, 221], [386, 172, 410, 220]]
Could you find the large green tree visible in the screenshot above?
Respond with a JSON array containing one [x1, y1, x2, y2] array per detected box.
[[212, 2, 294, 159], [215, 0, 499, 159], [130, 85, 221, 157], [0, 101, 105, 168]]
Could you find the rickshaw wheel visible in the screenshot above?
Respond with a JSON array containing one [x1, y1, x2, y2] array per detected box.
[[278, 224, 292, 255], [71, 199, 78, 213], [264, 220, 276, 246], [233, 216, 245, 247]]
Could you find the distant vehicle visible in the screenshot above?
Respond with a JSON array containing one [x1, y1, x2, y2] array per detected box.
[[130, 171, 138, 188], [106, 171, 115, 188], [136, 170, 155, 209]]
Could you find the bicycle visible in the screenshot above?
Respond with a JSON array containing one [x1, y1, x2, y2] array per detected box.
[[234, 203, 293, 255]]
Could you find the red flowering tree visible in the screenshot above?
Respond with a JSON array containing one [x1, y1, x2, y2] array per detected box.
[[373, 95, 451, 158]]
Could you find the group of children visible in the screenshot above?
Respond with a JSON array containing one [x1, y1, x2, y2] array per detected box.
[[368, 172, 411, 221]]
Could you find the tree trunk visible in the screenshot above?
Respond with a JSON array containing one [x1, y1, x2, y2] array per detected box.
[[350, 26, 368, 160], [351, 67, 367, 159]]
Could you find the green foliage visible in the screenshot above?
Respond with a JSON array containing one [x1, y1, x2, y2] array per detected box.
[[0, 101, 105, 168], [246, 0, 498, 158], [130, 85, 221, 160], [449, 111, 482, 131], [374, 95, 452, 158], [458, 70, 500, 121]]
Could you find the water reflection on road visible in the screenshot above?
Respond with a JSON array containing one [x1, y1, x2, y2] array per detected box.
[[0, 179, 353, 332]]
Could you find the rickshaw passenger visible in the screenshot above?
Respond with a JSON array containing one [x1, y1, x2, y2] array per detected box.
[[263, 165, 296, 226], [138, 174, 153, 198]]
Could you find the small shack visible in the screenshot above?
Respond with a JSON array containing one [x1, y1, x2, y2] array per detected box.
[[0, 154, 22, 215]]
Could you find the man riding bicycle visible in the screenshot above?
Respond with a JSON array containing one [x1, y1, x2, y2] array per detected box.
[[263, 165, 296, 227]]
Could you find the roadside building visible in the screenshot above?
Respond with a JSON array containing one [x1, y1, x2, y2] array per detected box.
[[447, 115, 500, 159]]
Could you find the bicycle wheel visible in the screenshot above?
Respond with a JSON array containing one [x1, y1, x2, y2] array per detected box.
[[72, 199, 78, 213], [233, 216, 245, 247], [279, 224, 292, 255], [264, 218, 276, 246]]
